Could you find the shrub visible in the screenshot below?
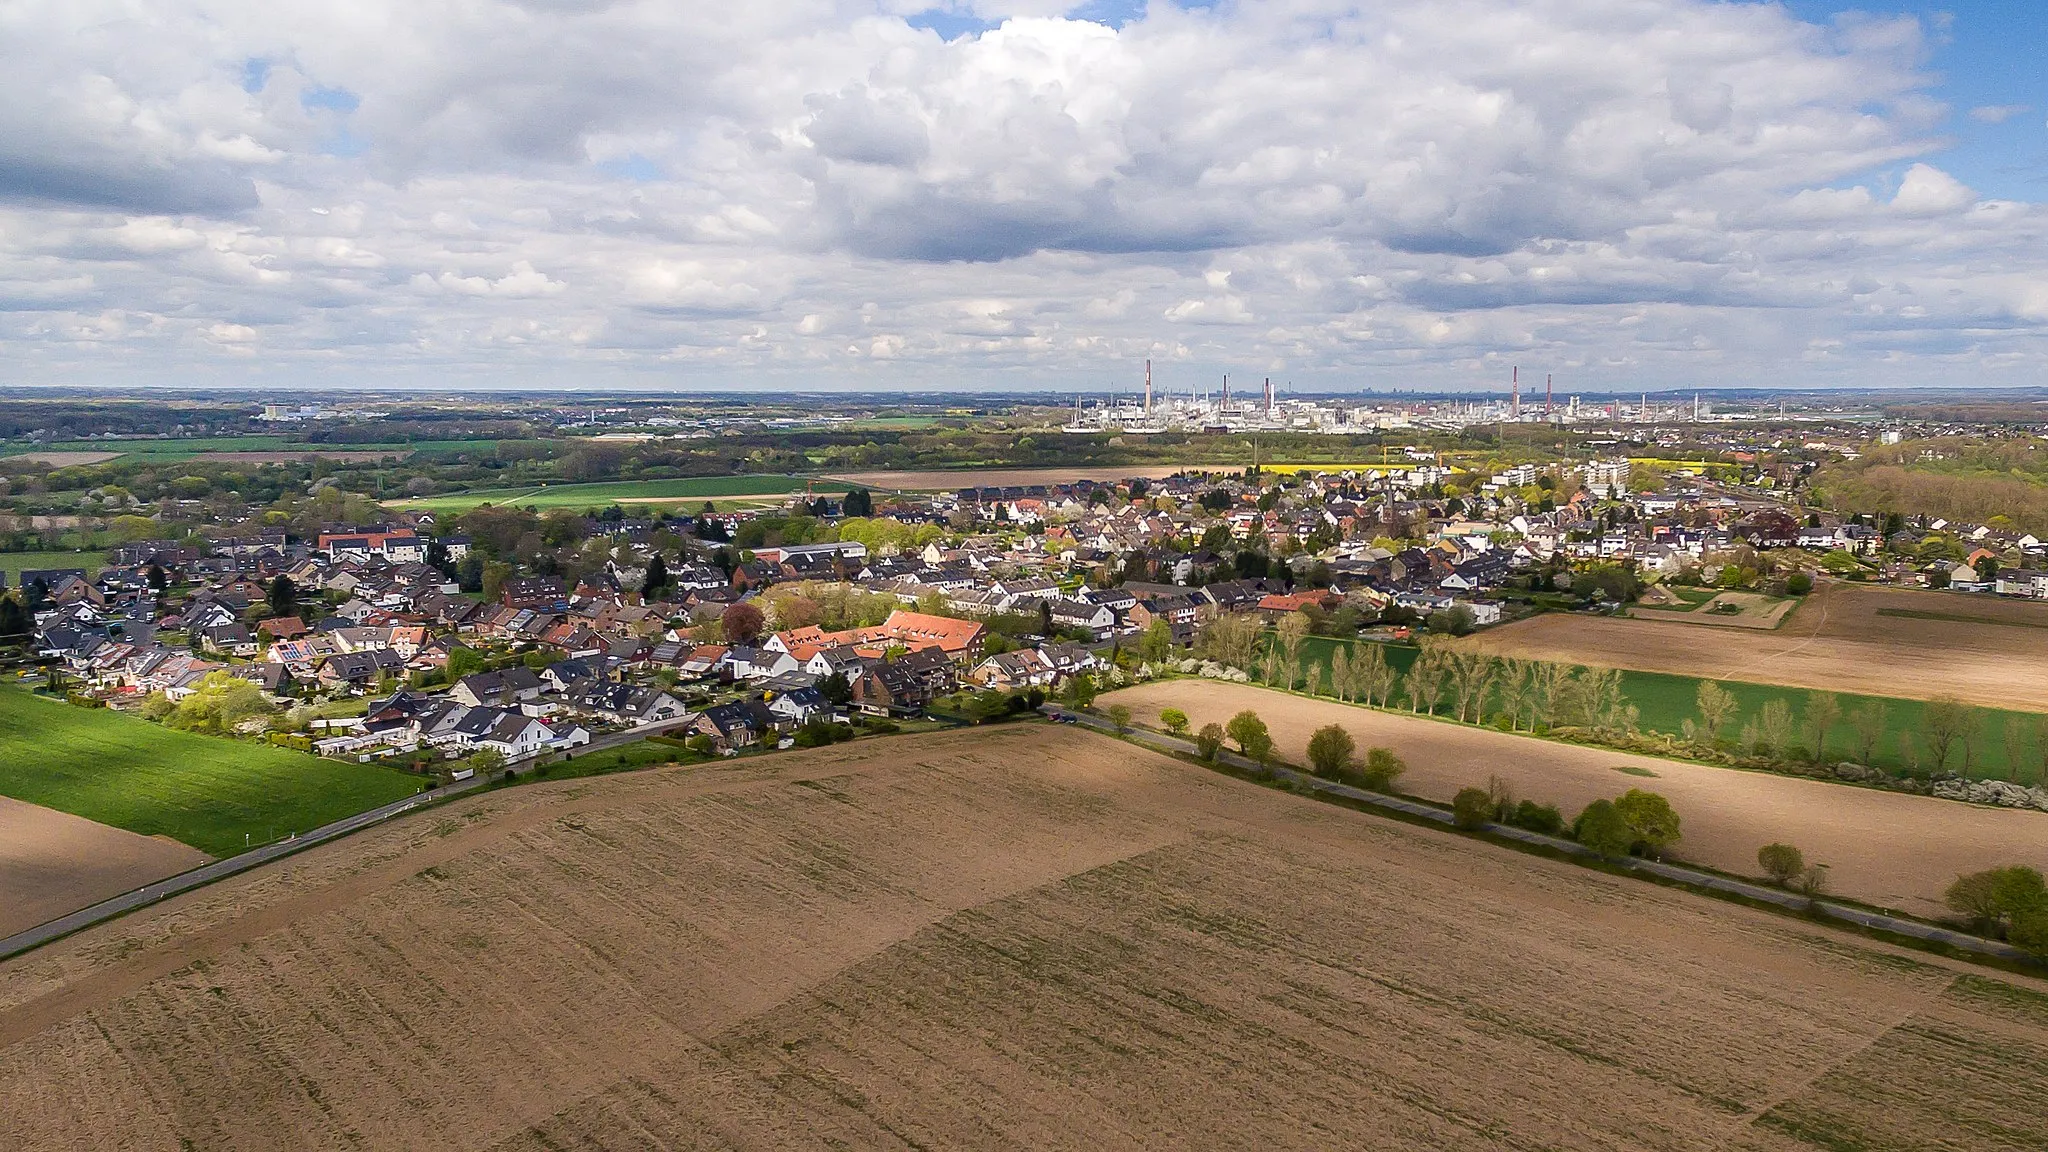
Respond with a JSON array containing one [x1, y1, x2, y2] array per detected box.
[[1194, 722, 1224, 761], [1451, 787, 1494, 830], [1785, 571, 1813, 595], [1509, 800, 1564, 835], [1360, 746, 1407, 791], [1573, 799, 1634, 858], [1107, 703, 1133, 734], [1757, 843, 1806, 886], [1225, 710, 1273, 764], [1614, 789, 1682, 858], [1159, 707, 1189, 735], [1945, 865, 2048, 935], [1306, 724, 1356, 779]]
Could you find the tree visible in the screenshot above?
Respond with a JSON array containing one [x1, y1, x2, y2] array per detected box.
[[1361, 747, 1407, 791], [1447, 650, 1495, 723], [1848, 700, 1888, 766], [1573, 799, 1634, 858], [1614, 789, 1682, 857], [1357, 643, 1395, 707], [0, 594, 29, 641], [468, 747, 507, 776], [642, 552, 671, 600], [1451, 787, 1494, 829], [1803, 691, 1840, 762], [1194, 722, 1224, 761], [1198, 614, 1262, 670], [1794, 863, 1831, 903], [842, 487, 873, 518], [446, 646, 486, 680], [1138, 619, 1174, 662], [1159, 707, 1189, 735], [1224, 710, 1273, 763], [266, 574, 297, 618], [1695, 680, 1737, 744], [1277, 614, 1310, 684], [1405, 640, 1450, 714], [1062, 673, 1097, 709], [145, 563, 167, 591], [1107, 703, 1133, 734], [820, 669, 852, 705], [1785, 571, 1813, 595], [1757, 842, 1806, 886], [1742, 699, 1796, 758], [1921, 695, 1972, 774], [1307, 724, 1356, 779], [721, 602, 765, 645], [1943, 866, 2048, 934]]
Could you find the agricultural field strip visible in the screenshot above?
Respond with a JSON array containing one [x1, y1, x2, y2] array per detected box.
[[1876, 607, 2048, 631], [1102, 680, 2048, 918], [0, 737, 1177, 1045], [1067, 702, 2029, 959], [6, 725, 2044, 1150]]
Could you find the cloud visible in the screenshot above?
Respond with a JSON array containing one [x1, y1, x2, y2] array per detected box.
[[1969, 104, 2030, 124], [0, 0, 2038, 390]]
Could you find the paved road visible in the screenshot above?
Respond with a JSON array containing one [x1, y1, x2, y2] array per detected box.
[[1047, 707, 2032, 964], [0, 714, 701, 962]]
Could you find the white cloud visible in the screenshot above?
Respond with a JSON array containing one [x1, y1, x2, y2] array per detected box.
[[1969, 104, 2029, 124], [0, 0, 2039, 389]]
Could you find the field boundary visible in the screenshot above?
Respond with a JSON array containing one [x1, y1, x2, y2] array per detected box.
[[1876, 606, 2048, 631], [1050, 706, 2041, 972]]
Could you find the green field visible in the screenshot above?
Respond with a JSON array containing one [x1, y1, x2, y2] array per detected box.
[[1285, 634, 2047, 782], [27, 435, 294, 461], [0, 689, 421, 857], [389, 474, 854, 513], [0, 550, 106, 582]]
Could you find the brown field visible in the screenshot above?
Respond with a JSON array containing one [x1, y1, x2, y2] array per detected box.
[[1104, 680, 2048, 917], [1475, 580, 2048, 710], [4, 725, 2047, 1150], [823, 464, 1196, 489], [0, 797, 208, 937], [1630, 589, 1798, 628], [1, 450, 124, 466]]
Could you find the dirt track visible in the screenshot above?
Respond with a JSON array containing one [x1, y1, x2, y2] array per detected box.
[[1104, 680, 2048, 916], [2, 725, 2045, 1150], [1472, 582, 2048, 710], [0, 798, 208, 937]]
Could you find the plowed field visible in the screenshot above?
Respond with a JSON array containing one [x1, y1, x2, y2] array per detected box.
[[1105, 680, 2048, 916], [2, 725, 2044, 1150], [0, 798, 208, 937], [1471, 582, 2048, 710]]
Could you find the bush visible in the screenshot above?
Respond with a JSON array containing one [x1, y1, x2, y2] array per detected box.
[[1225, 710, 1273, 763], [1307, 724, 1356, 779], [1107, 703, 1133, 734], [1508, 800, 1564, 835], [1785, 571, 1813, 595], [1573, 799, 1634, 858], [1451, 787, 1494, 830], [1360, 746, 1407, 791], [1945, 865, 2048, 935], [1194, 722, 1224, 761], [1159, 707, 1189, 735], [1614, 789, 1682, 858], [1757, 843, 1806, 886]]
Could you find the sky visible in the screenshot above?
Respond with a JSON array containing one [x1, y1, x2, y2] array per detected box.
[[0, 0, 2045, 394]]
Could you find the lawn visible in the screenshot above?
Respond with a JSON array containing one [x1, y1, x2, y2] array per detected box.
[[388, 474, 853, 513], [0, 689, 421, 857], [32, 436, 294, 461], [1282, 634, 2046, 782], [0, 549, 107, 582]]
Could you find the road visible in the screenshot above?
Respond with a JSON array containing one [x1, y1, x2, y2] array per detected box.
[[1047, 707, 2032, 964], [0, 714, 701, 962]]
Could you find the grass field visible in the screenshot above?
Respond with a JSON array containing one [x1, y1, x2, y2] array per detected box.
[[5, 724, 2046, 1150], [388, 474, 851, 513], [0, 690, 420, 857], [28, 436, 292, 462], [0, 550, 105, 582], [1286, 634, 2046, 781]]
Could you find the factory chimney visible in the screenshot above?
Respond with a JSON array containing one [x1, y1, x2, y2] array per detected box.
[[1511, 366, 1520, 421], [1144, 359, 1152, 415], [1545, 374, 1553, 421], [1264, 377, 1273, 414]]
